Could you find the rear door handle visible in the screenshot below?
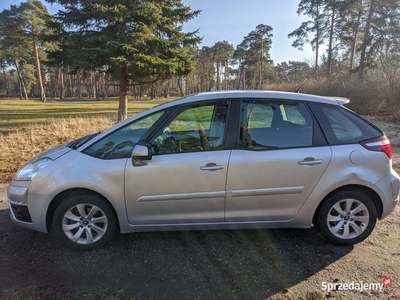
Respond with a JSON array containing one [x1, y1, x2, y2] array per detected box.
[[298, 158, 322, 166], [200, 163, 224, 171]]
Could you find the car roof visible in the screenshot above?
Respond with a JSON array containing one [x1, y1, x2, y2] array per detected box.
[[155, 90, 350, 110]]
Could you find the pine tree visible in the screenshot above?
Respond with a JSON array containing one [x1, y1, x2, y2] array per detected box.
[[21, 0, 51, 101], [0, 4, 31, 99], [240, 24, 273, 89], [288, 0, 328, 79], [46, 0, 201, 121], [212, 41, 234, 91], [0, 1, 51, 101]]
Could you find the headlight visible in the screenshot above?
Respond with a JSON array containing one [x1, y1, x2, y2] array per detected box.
[[14, 158, 53, 181]]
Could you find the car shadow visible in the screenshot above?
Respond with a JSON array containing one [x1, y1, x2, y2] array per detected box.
[[0, 208, 353, 299]]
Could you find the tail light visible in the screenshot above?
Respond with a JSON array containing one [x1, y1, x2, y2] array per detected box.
[[361, 136, 392, 159]]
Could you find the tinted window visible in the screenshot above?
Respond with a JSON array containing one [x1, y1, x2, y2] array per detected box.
[[151, 102, 228, 154], [240, 100, 313, 149], [309, 103, 382, 145], [84, 111, 165, 159], [323, 107, 362, 141]]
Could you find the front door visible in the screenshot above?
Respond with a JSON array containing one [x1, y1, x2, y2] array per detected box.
[[125, 101, 231, 225]]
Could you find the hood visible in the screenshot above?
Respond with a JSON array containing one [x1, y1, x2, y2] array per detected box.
[[28, 144, 72, 164]]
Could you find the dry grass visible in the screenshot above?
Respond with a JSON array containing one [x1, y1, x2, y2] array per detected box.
[[0, 117, 115, 183], [0, 97, 175, 183], [0, 98, 173, 133]]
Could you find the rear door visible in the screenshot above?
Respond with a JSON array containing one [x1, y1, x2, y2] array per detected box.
[[225, 99, 332, 222]]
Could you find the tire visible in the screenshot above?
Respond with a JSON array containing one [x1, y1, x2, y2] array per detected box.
[[53, 192, 117, 250], [314, 190, 377, 245]]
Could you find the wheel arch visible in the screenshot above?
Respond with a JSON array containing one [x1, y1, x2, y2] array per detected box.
[[46, 188, 120, 232], [312, 184, 383, 224]]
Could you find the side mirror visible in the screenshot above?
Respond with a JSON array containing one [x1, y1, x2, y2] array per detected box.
[[131, 141, 152, 166]]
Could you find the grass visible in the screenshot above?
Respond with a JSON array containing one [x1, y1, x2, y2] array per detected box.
[[0, 98, 172, 133], [0, 97, 174, 183]]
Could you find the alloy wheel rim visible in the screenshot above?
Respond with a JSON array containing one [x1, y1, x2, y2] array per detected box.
[[327, 198, 369, 240], [62, 203, 108, 244]]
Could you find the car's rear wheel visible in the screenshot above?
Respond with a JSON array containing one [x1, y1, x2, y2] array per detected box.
[[53, 192, 117, 250], [314, 190, 377, 245]]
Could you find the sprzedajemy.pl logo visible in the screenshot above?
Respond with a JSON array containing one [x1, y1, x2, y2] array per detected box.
[[321, 277, 393, 293]]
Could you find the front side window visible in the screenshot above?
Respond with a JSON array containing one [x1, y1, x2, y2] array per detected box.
[[151, 102, 229, 154], [83, 111, 165, 159], [240, 100, 313, 149]]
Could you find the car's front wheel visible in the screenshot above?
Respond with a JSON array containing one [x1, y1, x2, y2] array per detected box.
[[314, 190, 377, 245], [53, 192, 117, 250]]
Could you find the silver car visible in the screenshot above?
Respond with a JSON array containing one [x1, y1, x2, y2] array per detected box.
[[7, 91, 400, 250]]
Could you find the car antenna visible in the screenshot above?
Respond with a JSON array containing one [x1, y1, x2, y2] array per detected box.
[[294, 76, 311, 93]]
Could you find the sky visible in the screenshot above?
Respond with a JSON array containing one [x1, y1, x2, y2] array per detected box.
[[0, 0, 314, 64]]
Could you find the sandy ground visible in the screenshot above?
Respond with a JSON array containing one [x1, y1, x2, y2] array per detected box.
[[0, 184, 7, 210]]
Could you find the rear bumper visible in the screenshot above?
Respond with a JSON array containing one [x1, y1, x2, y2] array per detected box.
[[390, 170, 399, 210], [375, 169, 400, 219]]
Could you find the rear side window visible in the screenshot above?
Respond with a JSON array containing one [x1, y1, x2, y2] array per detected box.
[[323, 108, 362, 141], [309, 103, 382, 145], [240, 100, 314, 149]]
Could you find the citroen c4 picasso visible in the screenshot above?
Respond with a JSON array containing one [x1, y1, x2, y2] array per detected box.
[[8, 91, 400, 249]]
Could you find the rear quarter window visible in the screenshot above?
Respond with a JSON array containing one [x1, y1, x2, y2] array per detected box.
[[308, 103, 382, 145]]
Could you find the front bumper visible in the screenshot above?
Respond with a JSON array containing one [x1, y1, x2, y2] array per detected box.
[[7, 181, 52, 233], [9, 202, 32, 222]]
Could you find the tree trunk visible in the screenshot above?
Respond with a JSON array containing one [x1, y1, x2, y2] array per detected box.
[[59, 68, 65, 100], [164, 80, 170, 98], [224, 60, 228, 90], [2, 66, 9, 97], [177, 77, 184, 96], [150, 81, 155, 100], [94, 71, 99, 100], [77, 74, 82, 98], [315, 25, 320, 79], [259, 41, 263, 89], [67, 67, 73, 98], [113, 81, 118, 96], [243, 67, 246, 90], [216, 62, 220, 91], [15, 59, 28, 100], [350, 10, 362, 73], [33, 42, 46, 101], [101, 72, 107, 99], [326, 9, 335, 81], [235, 69, 240, 90], [118, 76, 129, 122], [359, 0, 375, 80]]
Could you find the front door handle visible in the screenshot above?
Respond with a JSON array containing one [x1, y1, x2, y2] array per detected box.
[[298, 157, 322, 166], [200, 163, 224, 171]]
